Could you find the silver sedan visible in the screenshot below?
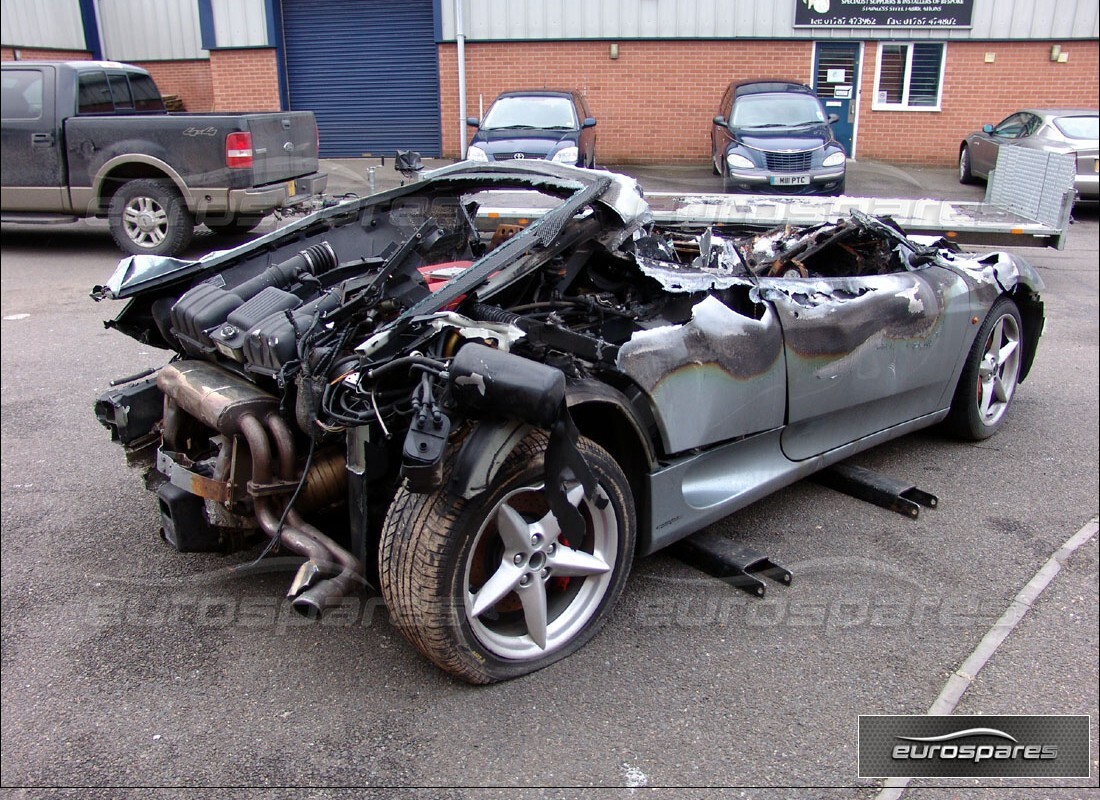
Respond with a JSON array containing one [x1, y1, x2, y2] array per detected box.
[[959, 108, 1099, 202]]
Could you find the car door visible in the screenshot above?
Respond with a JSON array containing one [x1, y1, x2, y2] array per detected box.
[[0, 64, 66, 211], [971, 112, 1029, 177], [756, 263, 973, 461]]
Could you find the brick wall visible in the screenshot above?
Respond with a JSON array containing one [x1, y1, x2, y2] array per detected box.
[[440, 38, 1098, 166], [440, 40, 815, 163], [856, 40, 1100, 165], [131, 59, 214, 112], [1, 47, 91, 61], [209, 49, 282, 112]]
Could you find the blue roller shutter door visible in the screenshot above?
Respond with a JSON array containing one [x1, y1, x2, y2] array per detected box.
[[281, 0, 441, 157]]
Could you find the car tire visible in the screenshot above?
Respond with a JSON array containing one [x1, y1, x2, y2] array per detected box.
[[109, 178, 194, 257], [379, 431, 636, 684], [205, 214, 266, 235], [958, 144, 977, 185], [720, 161, 735, 193], [945, 297, 1024, 440]]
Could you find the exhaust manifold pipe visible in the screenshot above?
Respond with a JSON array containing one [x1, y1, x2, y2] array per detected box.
[[159, 360, 364, 614]]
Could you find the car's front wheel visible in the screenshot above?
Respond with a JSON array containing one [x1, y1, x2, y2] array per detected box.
[[379, 432, 635, 683], [946, 297, 1023, 440], [720, 161, 735, 193], [959, 144, 976, 185]]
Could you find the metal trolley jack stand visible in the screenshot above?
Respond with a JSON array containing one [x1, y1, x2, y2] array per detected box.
[[673, 531, 792, 598], [811, 462, 938, 519]]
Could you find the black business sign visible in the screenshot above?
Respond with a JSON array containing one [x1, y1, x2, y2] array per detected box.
[[858, 715, 1091, 778], [794, 0, 973, 28]]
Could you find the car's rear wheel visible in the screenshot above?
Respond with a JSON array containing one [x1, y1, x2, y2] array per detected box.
[[959, 144, 976, 185], [109, 178, 194, 257], [946, 297, 1023, 440], [379, 432, 635, 683]]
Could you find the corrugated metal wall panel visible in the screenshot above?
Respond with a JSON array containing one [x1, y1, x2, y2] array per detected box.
[[211, 0, 268, 47], [0, 0, 86, 50], [441, 0, 1099, 40], [282, 0, 441, 158], [98, 0, 206, 61]]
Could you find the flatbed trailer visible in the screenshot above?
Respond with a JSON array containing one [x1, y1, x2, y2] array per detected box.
[[643, 189, 1070, 249], [471, 147, 1078, 250]]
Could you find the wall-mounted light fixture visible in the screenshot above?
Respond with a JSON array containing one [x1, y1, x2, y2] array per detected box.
[[1050, 44, 1062, 61], [609, 43, 619, 60]]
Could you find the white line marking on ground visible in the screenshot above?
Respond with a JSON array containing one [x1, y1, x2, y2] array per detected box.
[[875, 516, 1098, 800]]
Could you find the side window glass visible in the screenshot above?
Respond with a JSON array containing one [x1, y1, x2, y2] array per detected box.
[[130, 75, 165, 112], [78, 72, 112, 113], [1, 69, 44, 120], [993, 113, 1025, 138]]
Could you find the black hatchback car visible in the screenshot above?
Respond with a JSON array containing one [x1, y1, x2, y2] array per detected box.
[[711, 80, 846, 195], [466, 90, 597, 167]]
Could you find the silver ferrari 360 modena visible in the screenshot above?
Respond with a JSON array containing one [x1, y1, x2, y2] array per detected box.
[[94, 161, 1043, 682]]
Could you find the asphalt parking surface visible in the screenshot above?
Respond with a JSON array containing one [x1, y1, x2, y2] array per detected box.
[[1, 160, 1097, 795]]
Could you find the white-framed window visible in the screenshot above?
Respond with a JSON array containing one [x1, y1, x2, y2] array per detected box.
[[872, 42, 945, 111]]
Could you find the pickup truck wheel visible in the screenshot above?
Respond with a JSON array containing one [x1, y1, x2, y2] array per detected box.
[[206, 214, 265, 235], [109, 178, 194, 256], [379, 432, 635, 684], [946, 297, 1023, 440]]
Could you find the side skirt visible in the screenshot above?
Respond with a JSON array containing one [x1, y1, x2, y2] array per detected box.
[[640, 409, 949, 556]]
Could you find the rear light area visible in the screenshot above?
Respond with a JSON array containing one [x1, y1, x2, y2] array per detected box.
[[225, 132, 253, 169]]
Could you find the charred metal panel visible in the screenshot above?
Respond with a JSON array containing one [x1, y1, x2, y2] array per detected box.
[[617, 294, 784, 454], [761, 266, 972, 461]]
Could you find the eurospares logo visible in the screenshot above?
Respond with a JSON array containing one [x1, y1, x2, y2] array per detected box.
[[894, 727, 1057, 763], [858, 715, 1090, 778]]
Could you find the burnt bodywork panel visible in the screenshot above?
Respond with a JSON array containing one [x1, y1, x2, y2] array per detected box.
[[93, 161, 1044, 644]]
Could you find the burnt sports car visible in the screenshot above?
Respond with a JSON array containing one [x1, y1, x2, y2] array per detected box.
[[93, 161, 1043, 683]]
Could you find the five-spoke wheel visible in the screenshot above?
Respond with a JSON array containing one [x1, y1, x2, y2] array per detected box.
[[465, 481, 618, 659], [947, 297, 1024, 440], [380, 432, 635, 683]]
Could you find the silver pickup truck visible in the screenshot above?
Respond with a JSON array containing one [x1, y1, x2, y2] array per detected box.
[[1, 60, 326, 256]]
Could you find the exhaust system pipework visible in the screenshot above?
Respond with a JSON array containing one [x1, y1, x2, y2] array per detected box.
[[157, 361, 364, 611]]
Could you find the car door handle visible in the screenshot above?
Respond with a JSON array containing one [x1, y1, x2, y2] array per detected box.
[[31, 132, 55, 146]]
